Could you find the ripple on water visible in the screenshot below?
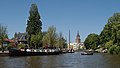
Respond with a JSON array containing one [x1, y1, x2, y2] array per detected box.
[[0, 52, 120, 68]]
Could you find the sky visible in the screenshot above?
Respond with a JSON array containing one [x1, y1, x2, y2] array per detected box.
[[0, 0, 120, 42]]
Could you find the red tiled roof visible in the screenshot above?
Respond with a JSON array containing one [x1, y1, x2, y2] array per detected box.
[[3, 38, 9, 41], [9, 40, 14, 43], [3, 38, 15, 43]]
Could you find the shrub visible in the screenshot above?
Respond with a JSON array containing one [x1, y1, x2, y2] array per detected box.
[[108, 45, 116, 54], [7, 43, 14, 50], [17, 44, 26, 49], [108, 45, 120, 55], [115, 46, 120, 55]]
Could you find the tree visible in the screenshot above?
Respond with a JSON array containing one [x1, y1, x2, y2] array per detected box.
[[100, 13, 120, 46], [0, 24, 8, 39], [100, 13, 120, 45], [105, 40, 113, 49], [117, 30, 120, 46], [30, 32, 42, 48], [26, 4, 42, 46], [57, 32, 66, 48], [108, 13, 120, 24], [42, 26, 57, 48], [0, 24, 8, 52], [84, 33, 99, 50], [99, 13, 120, 54]]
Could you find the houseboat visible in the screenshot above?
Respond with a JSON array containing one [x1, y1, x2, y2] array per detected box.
[[9, 48, 60, 56]]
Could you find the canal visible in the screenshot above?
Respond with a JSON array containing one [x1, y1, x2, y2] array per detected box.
[[0, 52, 120, 68]]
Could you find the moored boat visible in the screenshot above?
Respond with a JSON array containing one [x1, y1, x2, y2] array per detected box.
[[81, 51, 93, 55], [67, 49, 75, 53], [9, 48, 60, 56]]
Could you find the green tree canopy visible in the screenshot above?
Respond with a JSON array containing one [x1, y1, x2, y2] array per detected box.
[[30, 32, 42, 48], [26, 4, 42, 35], [0, 24, 8, 39], [99, 13, 120, 54], [42, 26, 58, 48], [26, 4, 42, 46], [57, 32, 67, 48], [100, 13, 120, 46], [0, 24, 8, 52], [84, 33, 99, 50]]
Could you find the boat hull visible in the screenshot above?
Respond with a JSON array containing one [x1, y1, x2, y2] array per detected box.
[[9, 49, 60, 56], [81, 53, 93, 55], [81, 51, 93, 55], [67, 49, 75, 53]]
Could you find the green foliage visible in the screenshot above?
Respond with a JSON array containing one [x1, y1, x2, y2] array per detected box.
[[0, 24, 8, 50], [0, 24, 8, 39], [108, 45, 120, 55], [117, 30, 120, 46], [42, 26, 67, 48], [105, 40, 113, 49], [30, 32, 42, 48], [42, 26, 57, 47], [7, 43, 14, 50], [115, 46, 120, 55], [84, 33, 99, 50], [108, 13, 120, 24], [99, 13, 120, 55], [99, 23, 112, 45], [108, 45, 115, 54], [26, 4, 42, 46], [17, 44, 26, 49], [26, 4, 42, 35], [57, 32, 67, 48]]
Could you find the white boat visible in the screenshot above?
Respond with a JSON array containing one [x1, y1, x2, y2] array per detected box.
[[81, 51, 93, 55]]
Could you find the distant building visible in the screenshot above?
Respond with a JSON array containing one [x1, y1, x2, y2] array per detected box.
[[0, 38, 16, 51], [67, 31, 84, 50], [76, 31, 81, 44], [14, 32, 27, 44], [2, 38, 15, 47]]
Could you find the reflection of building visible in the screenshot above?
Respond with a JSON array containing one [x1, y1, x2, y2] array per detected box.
[[67, 31, 84, 50], [14, 32, 27, 44]]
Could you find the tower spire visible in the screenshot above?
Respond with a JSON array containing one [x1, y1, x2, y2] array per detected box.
[[77, 31, 80, 37], [76, 31, 81, 44]]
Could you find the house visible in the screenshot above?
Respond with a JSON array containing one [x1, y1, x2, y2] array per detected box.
[[14, 32, 27, 44], [0, 38, 16, 51], [2, 38, 15, 47]]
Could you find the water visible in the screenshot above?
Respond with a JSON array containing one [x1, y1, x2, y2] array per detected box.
[[0, 52, 120, 68]]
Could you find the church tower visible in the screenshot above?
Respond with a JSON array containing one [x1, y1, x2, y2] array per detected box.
[[76, 31, 81, 44]]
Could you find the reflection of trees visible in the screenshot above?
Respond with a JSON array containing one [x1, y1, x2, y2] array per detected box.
[[26, 56, 42, 68], [0, 57, 6, 68], [26, 56, 59, 68]]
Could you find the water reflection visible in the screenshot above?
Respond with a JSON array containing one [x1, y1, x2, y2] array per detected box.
[[0, 52, 120, 68]]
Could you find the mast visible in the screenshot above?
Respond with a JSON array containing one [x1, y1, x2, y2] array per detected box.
[[69, 30, 70, 50]]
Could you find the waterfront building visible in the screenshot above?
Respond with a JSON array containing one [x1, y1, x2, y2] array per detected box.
[[2, 38, 15, 46], [14, 32, 27, 44], [67, 31, 84, 50], [0, 38, 16, 51]]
